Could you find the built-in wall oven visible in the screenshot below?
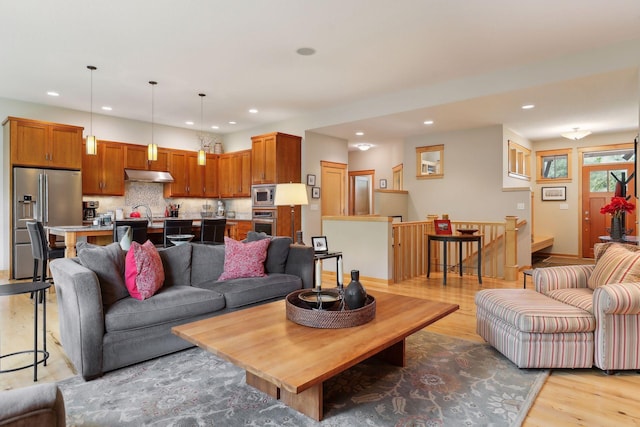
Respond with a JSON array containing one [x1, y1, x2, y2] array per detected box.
[[252, 208, 277, 236]]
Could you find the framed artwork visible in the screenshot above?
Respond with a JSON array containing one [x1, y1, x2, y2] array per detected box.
[[434, 219, 452, 235], [380, 179, 387, 189], [311, 236, 328, 252], [311, 187, 321, 199], [541, 186, 566, 201], [306, 174, 316, 186]]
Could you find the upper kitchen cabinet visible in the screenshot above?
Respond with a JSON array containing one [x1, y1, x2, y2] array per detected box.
[[5, 117, 83, 169], [203, 153, 220, 198], [219, 149, 251, 198], [251, 132, 301, 184], [82, 140, 124, 195], [164, 149, 216, 197], [124, 143, 169, 171]]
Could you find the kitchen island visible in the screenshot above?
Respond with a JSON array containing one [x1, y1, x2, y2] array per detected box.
[[47, 219, 250, 257]]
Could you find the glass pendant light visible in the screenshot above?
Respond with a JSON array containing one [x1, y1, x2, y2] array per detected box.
[[147, 81, 158, 161], [86, 65, 98, 155], [197, 93, 206, 166]]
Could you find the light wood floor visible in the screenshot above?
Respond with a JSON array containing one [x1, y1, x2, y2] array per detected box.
[[1, 271, 639, 426]]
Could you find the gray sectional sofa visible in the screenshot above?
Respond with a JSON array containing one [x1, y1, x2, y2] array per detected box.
[[50, 236, 314, 380]]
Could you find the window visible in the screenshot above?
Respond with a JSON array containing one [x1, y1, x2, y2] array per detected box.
[[416, 145, 443, 179], [536, 148, 572, 182], [508, 140, 531, 180]]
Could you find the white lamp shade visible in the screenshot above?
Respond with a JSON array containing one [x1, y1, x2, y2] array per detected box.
[[274, 183, 308, 206], [86, 136, 97, 155], [147, 143, 158, 161]]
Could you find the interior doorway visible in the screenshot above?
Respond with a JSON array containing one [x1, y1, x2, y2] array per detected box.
[[580, 146, 635, 258], [320, 161, 347, 217], [349, 169, 374, 215]]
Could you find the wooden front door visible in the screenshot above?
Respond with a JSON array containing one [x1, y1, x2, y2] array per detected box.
[[581, 164, 635, 257], [321, 161, 347, 217]]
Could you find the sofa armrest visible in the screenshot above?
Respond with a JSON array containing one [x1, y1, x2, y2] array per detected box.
[[594, 282, 640, 315], [0, 383, 65, 426], [50, 258, 105, 380], [284, 245, 315, 289], [533, 264, 595, 295]]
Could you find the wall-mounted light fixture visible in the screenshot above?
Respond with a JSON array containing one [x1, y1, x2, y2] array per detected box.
[[147, 81, 158, 161], [85, 65, 98, 155]]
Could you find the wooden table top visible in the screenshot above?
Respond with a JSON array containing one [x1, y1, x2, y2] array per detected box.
[[172, 291, 458, 394]]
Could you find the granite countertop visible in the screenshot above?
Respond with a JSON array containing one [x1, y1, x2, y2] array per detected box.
[[50, 216, 251, 233]]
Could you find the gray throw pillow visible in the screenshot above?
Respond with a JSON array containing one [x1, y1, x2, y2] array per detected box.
[[245, 232, 292, 273], [76, 241, 127, 306], [158, 243, 192, 287]]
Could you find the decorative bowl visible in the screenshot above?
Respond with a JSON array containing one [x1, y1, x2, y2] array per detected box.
[[458, 228, 478, 235], [167, 234, 195, 246]]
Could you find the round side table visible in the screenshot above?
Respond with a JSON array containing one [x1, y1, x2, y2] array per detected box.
[[0, 281, 51, 381]]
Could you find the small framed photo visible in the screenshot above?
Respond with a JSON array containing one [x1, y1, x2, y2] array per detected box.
[[434, 219, 452, 235], [541, 186, 566, 201], [306, 174, 316, 186], [380, 179, 387, 189], [311, 187, 321, 199], [311, 236, 328, 252]]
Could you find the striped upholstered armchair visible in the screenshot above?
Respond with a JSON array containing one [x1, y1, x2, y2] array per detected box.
[[534, 242, 640, 372]]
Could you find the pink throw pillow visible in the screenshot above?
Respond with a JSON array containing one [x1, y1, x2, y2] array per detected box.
[[218, 236, 270, 281], [125, 240, 165, 300]]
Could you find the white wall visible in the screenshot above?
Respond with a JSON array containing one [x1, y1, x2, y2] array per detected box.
[[348, 139, 404, 189], [532, 130, 638, 256]]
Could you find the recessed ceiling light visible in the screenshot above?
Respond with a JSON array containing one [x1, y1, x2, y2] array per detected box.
[[249, 108, 258, 114], [229, 121, 237, 125], [296, 47, 316, 56], [101, 106, 112, 111], [211, 125, 219, 130], [521, 104, 535, 110], [47, 91, 59, 97], [355, 131, 364, 136], [423, 120, 434, 125], [185, 121, 194, 125]]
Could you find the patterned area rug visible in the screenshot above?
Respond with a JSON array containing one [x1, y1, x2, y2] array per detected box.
[[58, 332, 548, 426]]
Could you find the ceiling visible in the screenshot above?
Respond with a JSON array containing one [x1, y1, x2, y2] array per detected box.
[[1, 1, 639, 149]]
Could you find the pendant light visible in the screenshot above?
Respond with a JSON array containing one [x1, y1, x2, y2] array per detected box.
[[147, 81, 158, 162], [197, 93, 207, 166], [85, 65, 98, 155]]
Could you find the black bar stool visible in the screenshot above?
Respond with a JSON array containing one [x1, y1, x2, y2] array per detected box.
[[199, 218, 226, 245], [26, 221, 64, 302]]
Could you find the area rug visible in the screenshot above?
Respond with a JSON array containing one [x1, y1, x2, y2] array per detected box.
[[58, 332, 548, 426]]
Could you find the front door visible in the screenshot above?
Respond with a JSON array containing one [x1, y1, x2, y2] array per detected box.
[[581, 163, 635, 258]]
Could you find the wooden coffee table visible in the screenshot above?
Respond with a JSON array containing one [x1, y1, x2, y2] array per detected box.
[[172, 291, 458, 421]]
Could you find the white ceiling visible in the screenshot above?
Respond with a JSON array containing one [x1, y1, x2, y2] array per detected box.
[[1, 1, 639, 148]]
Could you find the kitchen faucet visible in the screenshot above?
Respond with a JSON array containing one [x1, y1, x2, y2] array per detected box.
[[132, 204, 153, 226]]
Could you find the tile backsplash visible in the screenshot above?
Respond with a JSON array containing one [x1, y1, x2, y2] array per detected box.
[[84, 182, 252, 219]]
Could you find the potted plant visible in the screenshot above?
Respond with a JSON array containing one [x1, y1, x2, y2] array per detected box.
[[600, 196, 635, 241]]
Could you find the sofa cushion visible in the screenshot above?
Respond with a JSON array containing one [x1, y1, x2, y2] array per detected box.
[[124, 240, 165, 300], [76, 241, 128, 306], [191, 244, 226, 285], [546, 288, 594, 313], [196, 273, 302, 309], [104, 285, 225, 332], [588, 243, 640, 289], [246, 232, 292, 274], [218, 237, 270, 281], [158, 243, 192, 287]]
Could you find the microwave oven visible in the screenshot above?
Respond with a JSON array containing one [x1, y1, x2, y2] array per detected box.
[[251, 184, 276, 207]]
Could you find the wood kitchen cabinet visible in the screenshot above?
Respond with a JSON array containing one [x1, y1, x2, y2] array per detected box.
[[82, 140, 125, 195], [5, 117, 83, 169], [123, 143, 169, 171], [164, 150, 218, 197], [251, 132, 301, 184], [219, 149, 251, 198]]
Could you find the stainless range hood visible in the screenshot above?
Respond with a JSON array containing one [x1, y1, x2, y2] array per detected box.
[[125, 169, 174, 183]]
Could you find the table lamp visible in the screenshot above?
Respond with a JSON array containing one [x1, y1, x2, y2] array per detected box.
[[274, 182, 308, 241]]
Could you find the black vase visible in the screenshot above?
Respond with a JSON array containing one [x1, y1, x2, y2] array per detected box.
[[344, 270, 367, 309]]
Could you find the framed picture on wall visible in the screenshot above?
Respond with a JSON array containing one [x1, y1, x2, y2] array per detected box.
[[307, 174, 316, 186], [311, 187, 321, 199], [380, 179, 387, 189], [541, 186, 566, 201]]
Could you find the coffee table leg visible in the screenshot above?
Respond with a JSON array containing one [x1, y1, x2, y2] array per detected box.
[[374, 339, 406, 367], [281, 382, 323, 421], [245, 371, 279, 399]]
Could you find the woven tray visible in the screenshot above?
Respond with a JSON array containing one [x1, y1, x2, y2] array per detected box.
[[285, 289, 376, 329]]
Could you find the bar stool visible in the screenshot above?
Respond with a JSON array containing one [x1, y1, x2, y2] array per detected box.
[[26, 221, 64, 301], [199, 218, 226, 245], [163, 219, 193, 247]]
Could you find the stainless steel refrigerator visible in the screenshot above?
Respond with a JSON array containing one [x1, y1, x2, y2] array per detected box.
[[12, 167, 83, 279]]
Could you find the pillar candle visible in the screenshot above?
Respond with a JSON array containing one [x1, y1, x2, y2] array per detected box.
[[315, 259, 322, 289], [337, 256, 343, 287]]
